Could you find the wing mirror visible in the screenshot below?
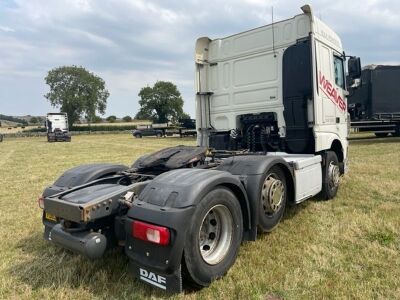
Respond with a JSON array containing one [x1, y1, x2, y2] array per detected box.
[[351, 78, 361, 89], [348, 57, 361, 79]]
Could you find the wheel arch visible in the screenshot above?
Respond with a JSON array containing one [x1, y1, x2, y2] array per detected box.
[[330, 139, 344, 163], [219, 182, 251, 238], [43, 163, 129, 197], [137, 169, 252, 233]]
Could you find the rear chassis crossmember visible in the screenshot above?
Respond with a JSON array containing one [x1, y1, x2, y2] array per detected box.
[[43, 177, 149, 259]]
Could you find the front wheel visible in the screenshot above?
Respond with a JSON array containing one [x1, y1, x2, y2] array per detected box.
[[320, 151, 340, 200], [183, 187, 243, 287], [156, 132, 162, 138]]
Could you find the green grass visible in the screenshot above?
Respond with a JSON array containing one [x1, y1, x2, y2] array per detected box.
[[0, 134, 399, 299]]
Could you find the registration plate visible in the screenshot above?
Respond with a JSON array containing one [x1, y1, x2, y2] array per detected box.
[[45, 212, 57, 222]]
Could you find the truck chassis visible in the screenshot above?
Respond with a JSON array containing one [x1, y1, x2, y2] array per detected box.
[[41, 145, 337, 292]]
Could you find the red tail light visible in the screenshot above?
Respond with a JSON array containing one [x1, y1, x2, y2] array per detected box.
[[38, 196, 44, 209], [132, 220, 170, 246]]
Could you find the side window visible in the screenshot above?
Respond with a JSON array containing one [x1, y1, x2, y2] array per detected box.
[[333, 56, 345, 89]]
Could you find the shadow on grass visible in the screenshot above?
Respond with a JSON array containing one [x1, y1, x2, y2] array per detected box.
[[283, 196, 314, 220], [9, 232, 175, 299]]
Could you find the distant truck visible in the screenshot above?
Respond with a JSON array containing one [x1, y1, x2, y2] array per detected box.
[[177, 118, 196, 137], [46, 113, 71, 142], [348, 65, 400, 137], [133, 120, 197, 138]]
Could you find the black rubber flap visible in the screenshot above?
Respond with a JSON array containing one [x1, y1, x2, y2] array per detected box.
[[129, 260, 182, 293]]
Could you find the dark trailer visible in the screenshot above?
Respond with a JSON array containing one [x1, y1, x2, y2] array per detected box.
[[348, 65, 400, 137]]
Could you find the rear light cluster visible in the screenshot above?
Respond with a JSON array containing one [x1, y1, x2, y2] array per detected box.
[[132, 220, 170, 246], [38, 196, 44, 209]]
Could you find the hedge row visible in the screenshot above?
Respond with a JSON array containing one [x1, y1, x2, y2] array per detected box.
[[24, 124, 138, 133]]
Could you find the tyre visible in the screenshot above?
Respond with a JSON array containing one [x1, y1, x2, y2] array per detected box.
[[320, 151, 340, 200], [156, 132, 162, 138], [183, 187, 243, 287], [258, 166, 287, 233], [134, 134, 142, 138], [374, 132, 389, 138]]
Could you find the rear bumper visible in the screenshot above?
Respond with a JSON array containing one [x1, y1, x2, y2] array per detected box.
[[47, 132, 71, 142], [44, 223, 107, 259]]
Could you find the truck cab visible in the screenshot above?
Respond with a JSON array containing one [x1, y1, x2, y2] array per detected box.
[[195, 5, 360, 174]]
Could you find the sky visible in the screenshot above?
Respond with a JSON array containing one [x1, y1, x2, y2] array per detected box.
[[1, 0, 399, 118]]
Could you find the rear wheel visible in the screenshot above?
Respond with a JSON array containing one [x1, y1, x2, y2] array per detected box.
[[156, 132, 162, 138], [134, 133, 142, 138], [258, 166, 287, 233], [183, 187, 243, 287], [320, 151, 340, 200]]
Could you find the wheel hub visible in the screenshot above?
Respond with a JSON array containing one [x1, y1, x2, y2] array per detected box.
[[262, 174, 285, 215], [328, 161, 340, 190], [198, 205, 233, 265]]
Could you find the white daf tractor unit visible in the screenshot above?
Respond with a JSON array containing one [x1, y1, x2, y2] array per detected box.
[[45, 113, 71, 142], [40, 5, 361, 293]]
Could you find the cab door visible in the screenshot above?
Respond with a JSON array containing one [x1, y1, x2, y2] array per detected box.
[[315, 41, 347, 126]]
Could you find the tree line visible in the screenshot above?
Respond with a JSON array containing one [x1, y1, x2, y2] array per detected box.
[[44, 66, 189, 129], [0, 114, 29, 125]]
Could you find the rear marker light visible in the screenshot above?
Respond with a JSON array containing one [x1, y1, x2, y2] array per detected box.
[[38, 196, 44, 209], [132, 220, 170, 246]]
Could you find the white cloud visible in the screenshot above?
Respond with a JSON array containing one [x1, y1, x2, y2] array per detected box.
[[0, 0, 399, 117], [0, 25, 15, 32]]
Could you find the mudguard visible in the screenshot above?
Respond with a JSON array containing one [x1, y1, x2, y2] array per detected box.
[[43, 163, 128, 197], [124, 168, 250, 293], [136, 168, 250, 211]]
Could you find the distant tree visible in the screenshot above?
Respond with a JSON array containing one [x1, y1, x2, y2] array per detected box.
[[91, 115, 103, 123], [180, 112, 191, 120], [44, 65, 109, 128], [0, 114, 27, 124], [122, 115, 132, 122], [106, 115, 117, 123], [30, 117, 39, 124], [134, 110, 152, 121], [135, 81, 187, 123]]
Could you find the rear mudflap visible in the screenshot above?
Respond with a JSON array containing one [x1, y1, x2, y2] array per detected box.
[[129, 260, 182, 293]]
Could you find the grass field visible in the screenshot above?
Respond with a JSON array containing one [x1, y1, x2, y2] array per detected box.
[[0, 134, 399, 299], [0, 125, 39, 134]]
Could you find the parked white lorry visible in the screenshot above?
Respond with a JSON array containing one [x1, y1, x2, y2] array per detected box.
[[40, 4, 361, 293], [46, 113, 71, 142]]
